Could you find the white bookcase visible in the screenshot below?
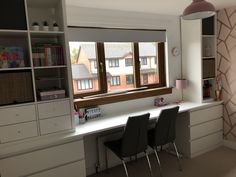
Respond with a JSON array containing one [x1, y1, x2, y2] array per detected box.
[[181, 16, 216, 103], [0, 0, 73, 144]]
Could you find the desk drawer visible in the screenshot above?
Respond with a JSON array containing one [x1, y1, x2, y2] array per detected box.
[[190, 118, 222, 140], [0, 122, 38, 143], [190, 105, 222, 126], [0, 140, 84, 177], [40, 115, 72, 135], [38, 100, 71, 119], [0, 105, 36, 126], [27, 160, 86, 177], [190, 131, 222, 155]]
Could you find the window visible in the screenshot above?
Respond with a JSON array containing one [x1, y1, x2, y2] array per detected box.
[[105, 42, 135, 92], [77, 79, 93, 90], [110, 76, 120, 86], [69, 42, 101, 96], [126, 75, 134, 84], [125, 58, 133, 66], [109, 59, 119, 67], [70, 42, 166, 101], [140, 57, 147, 65], [139, 42, 161, 86]]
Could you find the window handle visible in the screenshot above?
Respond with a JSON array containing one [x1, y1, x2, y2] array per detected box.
[[99, 62, 104, 73]]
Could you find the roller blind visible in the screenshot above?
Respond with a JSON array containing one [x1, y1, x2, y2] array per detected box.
[[67, 27, 166, 42]]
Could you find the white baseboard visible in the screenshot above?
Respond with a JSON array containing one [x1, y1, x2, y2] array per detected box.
[[223, 140, 236, 150]]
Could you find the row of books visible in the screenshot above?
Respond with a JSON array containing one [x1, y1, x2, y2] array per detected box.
[[32, 44, 64, 67]]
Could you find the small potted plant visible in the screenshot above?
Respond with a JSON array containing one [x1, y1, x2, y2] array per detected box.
[[32, 22, 39, 31], [42, 21, 49, 31], [53, 22, 59, 31]]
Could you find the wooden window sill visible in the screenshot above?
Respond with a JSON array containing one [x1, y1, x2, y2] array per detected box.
[[74, 87, 172, 108]]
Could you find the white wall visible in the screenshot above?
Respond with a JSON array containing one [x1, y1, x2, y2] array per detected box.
[[66, 5, 182, 175]]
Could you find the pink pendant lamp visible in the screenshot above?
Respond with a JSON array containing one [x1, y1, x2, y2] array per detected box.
[[182, 0, 216, 20]]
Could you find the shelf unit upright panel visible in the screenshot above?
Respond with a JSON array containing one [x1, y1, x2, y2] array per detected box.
[[181, 18, 202, 103], [181, 15, 217, 103], [201, 16, 216, 102]]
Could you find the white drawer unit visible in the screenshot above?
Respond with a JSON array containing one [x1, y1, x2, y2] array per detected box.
[[38, 100, 71, 119], [0, 105, 36, 126], [0, 122, 38, 143], [0, 140, 85, 177], [190, 118, 223, 140], [190, 105, 223, 126], [191, 131, 223, 156], [40, 115, 72, 135], [176, 104, 223, 158], [27, 160, 86, 177]]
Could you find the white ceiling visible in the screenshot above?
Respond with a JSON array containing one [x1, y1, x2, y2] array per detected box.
[[66, 0, 236, 16]]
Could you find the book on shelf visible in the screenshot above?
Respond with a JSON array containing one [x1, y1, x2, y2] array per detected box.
[[0, 46, 25, 68], [32, 43, 64, 67]]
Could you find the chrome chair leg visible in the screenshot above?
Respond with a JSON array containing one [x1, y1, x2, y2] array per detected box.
[[154, 148, 163, 177], [122, 160, 129, 177], [145, 151, 153, 176], [173, 142, 182, 171]]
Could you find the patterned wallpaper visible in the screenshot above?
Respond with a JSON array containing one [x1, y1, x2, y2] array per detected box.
[[217, 6, 236, 141]]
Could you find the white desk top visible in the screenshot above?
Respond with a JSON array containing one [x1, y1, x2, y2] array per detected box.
[[74, 101, 223, 137], [0, 101, 223, 159]]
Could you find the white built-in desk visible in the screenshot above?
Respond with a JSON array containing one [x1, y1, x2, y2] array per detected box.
[[0, 101, 223, 177]]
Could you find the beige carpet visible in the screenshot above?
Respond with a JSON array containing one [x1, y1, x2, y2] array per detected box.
[[89, 147, 236, 177]]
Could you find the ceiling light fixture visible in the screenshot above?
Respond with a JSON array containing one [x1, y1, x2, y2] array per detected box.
[[182, 0, 216, 20]]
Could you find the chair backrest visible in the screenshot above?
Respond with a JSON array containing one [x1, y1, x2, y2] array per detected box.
[[154, 106, 179, 146], [121, 113, 150, 157]]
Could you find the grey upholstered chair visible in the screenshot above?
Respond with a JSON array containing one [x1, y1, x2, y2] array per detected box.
[[148, 106, 181, 177], [104, 113, 152, 177]]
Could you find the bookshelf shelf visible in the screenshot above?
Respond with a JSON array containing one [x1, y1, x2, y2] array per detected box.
[[0, 67, 32, 71], [30, 31, 64, 37], [34, 65, 67, 69]]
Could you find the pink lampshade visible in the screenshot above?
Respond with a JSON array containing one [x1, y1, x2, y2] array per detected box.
[[182, 0, 216, 20], [176, 79, 187, 89]]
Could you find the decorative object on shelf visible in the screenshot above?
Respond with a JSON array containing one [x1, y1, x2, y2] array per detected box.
[[171, 47, 180, 56], [53, 22, 59, 31], [37, 89, 65, 101], [0, 46, 24, 68], [176, 79, 187, 89], [32, 22, 40, 31], [154, 97, 168, 107], [203, 80, 212, 98], [204, 44, 212, 57], [215, 76, 222, 101], [85, 107, 101, 120], [182, 0, 216, 20], [176, 79, 188, 103], [42, 21, 49, 31]]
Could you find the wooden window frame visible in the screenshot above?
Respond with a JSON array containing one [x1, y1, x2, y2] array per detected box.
[[73, 42, 171, 106]]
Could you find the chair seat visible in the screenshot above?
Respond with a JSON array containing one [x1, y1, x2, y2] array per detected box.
[[104, 139, 122, 159]]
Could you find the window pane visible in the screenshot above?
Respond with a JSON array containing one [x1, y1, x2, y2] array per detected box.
[[104, 42, 134, 93], [69, 42, 100, 95], [139, 42, 159, 85]]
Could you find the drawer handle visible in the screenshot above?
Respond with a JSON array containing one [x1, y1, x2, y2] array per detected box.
[[17, 130, 21, 134], [15, 114, 20, 117]]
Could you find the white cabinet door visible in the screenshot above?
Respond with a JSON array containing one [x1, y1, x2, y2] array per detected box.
[[0, 140, 84, 177], [0, 122, 38, 143], [190, 118, 222, 140], [38, 100, 71, 119], [40, 115, 72, 135], [0, 105, 36, 126], [27, 160, 86, 177], [190, 105, 223, 126]]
